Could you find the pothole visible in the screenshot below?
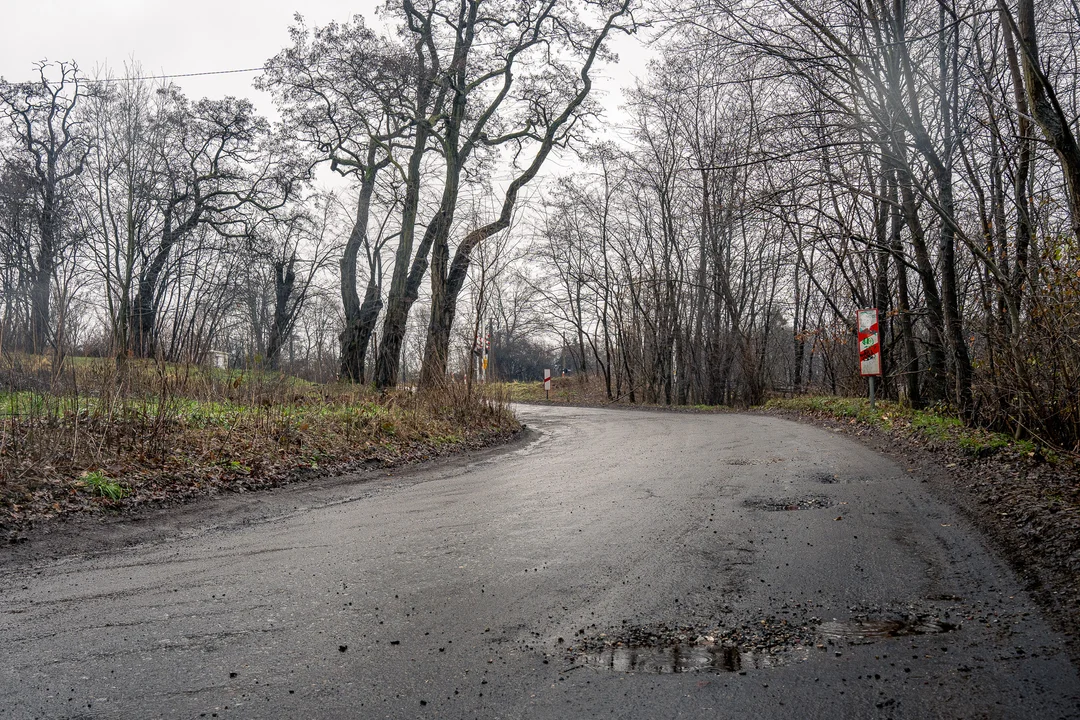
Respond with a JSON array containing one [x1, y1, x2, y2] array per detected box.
[[803, 471, 874, 484], [569, 611, 960, 674], [582, 643, 742, 673], [819, 616, 958, 641], [726, 457, 783, 466], [569, 619, 814, 674], [744, 495, 835, 511]]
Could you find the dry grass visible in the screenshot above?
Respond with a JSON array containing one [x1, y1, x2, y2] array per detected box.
[[497, 375, 610, 404], [1, 354, 519, 530]]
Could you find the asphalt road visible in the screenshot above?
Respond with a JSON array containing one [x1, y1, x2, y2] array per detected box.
[[2, 405, 1078, 719]]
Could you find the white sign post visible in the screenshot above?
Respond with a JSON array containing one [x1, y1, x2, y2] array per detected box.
[[544, 369, 552, 400], [857, 309, 881, 408], [481, 341, 488, 384]]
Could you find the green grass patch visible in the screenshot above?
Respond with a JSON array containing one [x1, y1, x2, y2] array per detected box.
[[765, 395, 1039, 460], [77, 470, 129, 500]]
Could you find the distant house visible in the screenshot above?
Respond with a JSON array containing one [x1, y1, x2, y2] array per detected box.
[[207, 351, 229, 370]]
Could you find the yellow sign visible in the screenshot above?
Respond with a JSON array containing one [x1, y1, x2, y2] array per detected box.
[[482, 357, 488, 370]]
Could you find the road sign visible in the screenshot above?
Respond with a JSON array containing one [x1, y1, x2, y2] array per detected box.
[[544, 369, 551, 391], [857, 308, 881, 377]]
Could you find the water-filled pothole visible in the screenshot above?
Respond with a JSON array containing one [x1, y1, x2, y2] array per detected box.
[[726, 457, 783, 466], [581, 643, 742, 673], [744, 495, 835, 511], [571, 613, 959, 674], [819, 616, 958, 641], [570, 620, 811, 674]]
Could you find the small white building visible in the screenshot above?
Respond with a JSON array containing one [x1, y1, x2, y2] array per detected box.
[[207, 350, 229, 370]]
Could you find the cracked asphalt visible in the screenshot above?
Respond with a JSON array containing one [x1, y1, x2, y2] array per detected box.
[[2, 405, 1078, 718]]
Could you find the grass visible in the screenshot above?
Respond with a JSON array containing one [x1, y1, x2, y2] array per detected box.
[[765, 395, 1042, 460], [77, 470, 128, 501], [497, 378, 586, 403], [1, 354, 519, 527]]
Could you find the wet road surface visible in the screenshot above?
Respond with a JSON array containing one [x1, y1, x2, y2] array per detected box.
[[2, 405, 1079, 718]]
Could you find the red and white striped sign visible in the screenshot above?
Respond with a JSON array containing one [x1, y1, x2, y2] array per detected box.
[[543, 369, 552, 391], [857, 309, 881, 376]]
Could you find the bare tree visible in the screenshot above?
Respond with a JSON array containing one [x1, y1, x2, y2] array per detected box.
[[414, 0, 640, 388], [129, 92, 298, 358], [0, 61, 90, 353], [260, 15, 412, 382]]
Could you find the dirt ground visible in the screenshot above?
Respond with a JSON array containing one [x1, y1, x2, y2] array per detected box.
[[1, 426, 521, 548]]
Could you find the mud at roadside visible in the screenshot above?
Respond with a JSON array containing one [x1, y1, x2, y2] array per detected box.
[[761, 406, 1080, 665]]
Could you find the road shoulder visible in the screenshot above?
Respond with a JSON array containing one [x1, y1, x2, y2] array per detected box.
[[758, 406, 1080, 666], [0, 426, 535, 570]]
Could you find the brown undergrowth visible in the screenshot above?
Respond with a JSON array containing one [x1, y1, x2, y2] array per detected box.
[[1, 354, 519, 534]]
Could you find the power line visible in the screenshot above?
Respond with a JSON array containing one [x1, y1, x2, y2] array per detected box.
[[93, 67, 267, 83], [0, 65, 268, 87], [1, 31, 571, 88]]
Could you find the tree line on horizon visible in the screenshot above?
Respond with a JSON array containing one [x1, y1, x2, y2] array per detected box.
[[534, 0, 1080, 448], [0, 0, 638, 387], [3, 0, 1080, 447]]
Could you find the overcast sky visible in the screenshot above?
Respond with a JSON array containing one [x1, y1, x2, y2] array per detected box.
[[1, 0, 649, 133], [1, 1, 383, 106]]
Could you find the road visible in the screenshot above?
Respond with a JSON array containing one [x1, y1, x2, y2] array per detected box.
[[2, 405, 1078, 719]]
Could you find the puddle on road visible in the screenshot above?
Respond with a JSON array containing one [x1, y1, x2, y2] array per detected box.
[[580, 643, 743, 673], [726, 457, 784, 466], [578, 644, 795, 674], [744, 495, 835, 511], [819, 617, 958, 641], [574, 614, 958, 675], [805, 471, 874, 484]]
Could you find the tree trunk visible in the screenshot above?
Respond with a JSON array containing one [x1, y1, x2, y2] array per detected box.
[[415, 0, 631, 388], [1014, 0, 1080, 241], [131, 202, 201, 358], [374, 58, 436, 389], [999, 0, 1033, 302], [936, 3, 974, 415], [874, 150, 892, 399], [340, 280, 382, 383], [29, 190, 59, 354], [132, 237, 175, 358], [895, 158, 948, 402], [265, 254, 296, 370], [339, 161, 383, 382], [888, 163, 921, 407]]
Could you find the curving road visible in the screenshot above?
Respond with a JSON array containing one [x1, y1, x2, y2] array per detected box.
[[2, 405, 1078, 719]]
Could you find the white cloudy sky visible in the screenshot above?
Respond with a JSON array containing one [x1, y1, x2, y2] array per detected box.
[[0, 0, 651, 140], [1, 1, 384, 105]]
